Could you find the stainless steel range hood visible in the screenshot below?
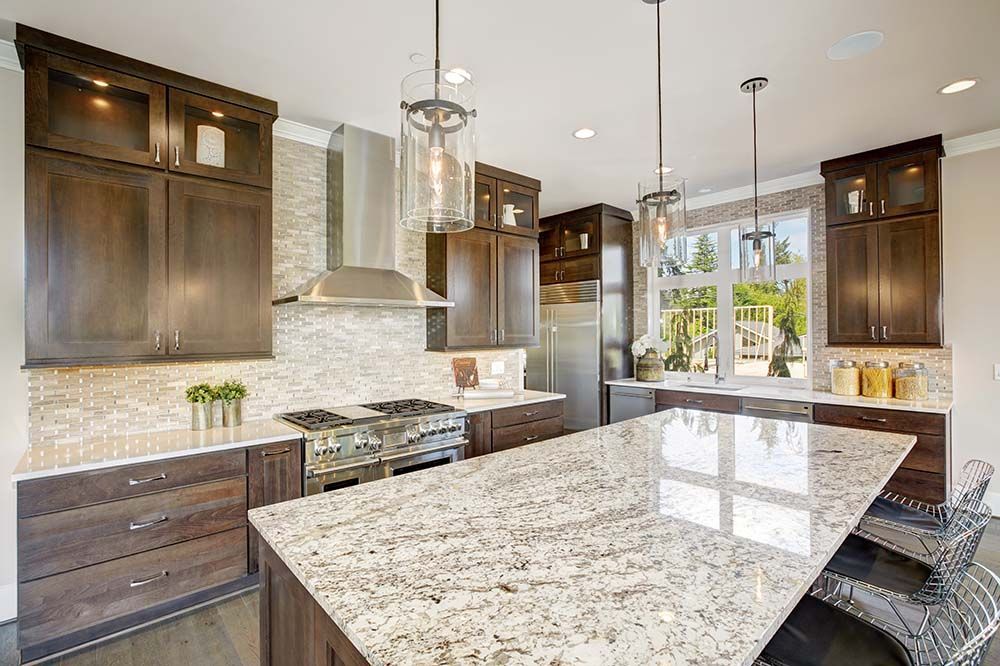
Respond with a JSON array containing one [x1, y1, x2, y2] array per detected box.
[[273, 123, 454, 308]]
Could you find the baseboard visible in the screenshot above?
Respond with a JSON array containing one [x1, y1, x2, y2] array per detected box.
[[0, 582, 15, 623], [985, 490, 1000, 517]]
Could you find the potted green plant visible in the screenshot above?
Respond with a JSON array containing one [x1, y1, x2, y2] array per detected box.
[[185, 383, 217, 431], [217, 379, 248, 427]]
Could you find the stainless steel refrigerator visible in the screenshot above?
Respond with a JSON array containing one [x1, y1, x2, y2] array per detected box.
[[526, 281, 603, 431]]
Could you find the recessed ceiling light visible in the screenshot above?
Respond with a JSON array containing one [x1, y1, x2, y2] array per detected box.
[[653, 166, 674, 174], [573, 128, 597, 139], [409, 52, 427, 64], [92, 79, 109, 87], [827, 31, 884, 61], [444, 68, 472, 85], [211, 111, 225, 118], [938, 78, 978, 94], [698, 187, 712, 194]]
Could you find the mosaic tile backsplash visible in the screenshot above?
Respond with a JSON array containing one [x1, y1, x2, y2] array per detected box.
[[631, 184, 953, 395], [27, 138, 523, 445]]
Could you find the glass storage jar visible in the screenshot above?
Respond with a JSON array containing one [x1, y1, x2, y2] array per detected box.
[[829, 360, 861, 396], [893, 362, 929, 401], [862, 361, 893, 398]]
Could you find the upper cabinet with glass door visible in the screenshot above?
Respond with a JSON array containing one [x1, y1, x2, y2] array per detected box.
[[475, 162, 541, 237], [168, 90, 273, 188], [821, 135, 942, 226], [25, 50, 167, 168]]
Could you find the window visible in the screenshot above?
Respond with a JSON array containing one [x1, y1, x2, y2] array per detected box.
[[647, 210, 810, 384]]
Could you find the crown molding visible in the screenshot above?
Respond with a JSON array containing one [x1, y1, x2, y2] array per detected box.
[[273, 118, 331, 148], [0, 39, 21, 73], [944, 128, 1000, 157], [686, 170, 823, 211]]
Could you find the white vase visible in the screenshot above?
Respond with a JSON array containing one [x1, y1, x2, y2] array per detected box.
[[196, 125, 225, 168], [502, 204, 517, 226]]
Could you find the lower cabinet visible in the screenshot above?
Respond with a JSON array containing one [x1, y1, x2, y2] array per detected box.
[[15, 439, 302, 662], [655, 390, 741, 414], [464, 399, 565, 460]]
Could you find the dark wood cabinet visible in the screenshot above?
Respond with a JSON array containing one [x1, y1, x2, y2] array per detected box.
[[655, 390, 741, 414], [25, 152, 168, 364], [539, 205, 631, 288], [248, 441, 303, 574], [497, 234, 540, 346], [540, 210, 601, 261], [168, 89, 273, 188], [167, 180, 272, 357], [542, 254, 602, 285], [427, 165, 541, 351], [25, 50, 167, 169], [465, 411, 493, 459], [822, 136, 943, 347], [19, 25, 277, 368]]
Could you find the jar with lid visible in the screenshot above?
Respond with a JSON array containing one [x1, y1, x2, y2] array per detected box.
[[894, 362, 929, 400], [862, 361, 892, 398], [829, 360, 860, 396]]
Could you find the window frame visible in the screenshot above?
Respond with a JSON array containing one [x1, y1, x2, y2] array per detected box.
[[645, 208, 812, 387]]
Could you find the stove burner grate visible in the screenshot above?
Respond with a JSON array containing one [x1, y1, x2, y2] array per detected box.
[[280, 409, 354, 431], [360, 399, 455, 417]]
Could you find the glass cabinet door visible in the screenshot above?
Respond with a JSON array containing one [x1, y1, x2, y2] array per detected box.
[[168, 89, 273, 188], [539, 223, 560, 262], [561, 214, 600, 257], [877, 150, 939, 218], [825, 164, 877, 225], [25, 50, 167, 168], [496, 182, 538, 237], [474, 175, 497, 229]]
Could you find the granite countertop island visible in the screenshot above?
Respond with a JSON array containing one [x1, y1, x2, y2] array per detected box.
[[249, 409, 915, 665]]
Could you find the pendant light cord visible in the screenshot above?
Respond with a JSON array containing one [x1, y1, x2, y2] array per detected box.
[[656, 0, 664, 191], [435, 0, 441, 70], [752, 84, 760, 230]]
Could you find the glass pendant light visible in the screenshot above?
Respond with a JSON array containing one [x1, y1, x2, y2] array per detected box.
[[738, 77, 776, 283], [399, 0, 477, 233], [638, 0, 687, 269]]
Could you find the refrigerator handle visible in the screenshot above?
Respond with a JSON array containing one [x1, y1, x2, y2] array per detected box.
[[551, 311, 558, 393]]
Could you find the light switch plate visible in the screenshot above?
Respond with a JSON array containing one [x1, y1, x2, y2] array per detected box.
[[995, 363, 1000, 381], [491, 361, 505, 376]]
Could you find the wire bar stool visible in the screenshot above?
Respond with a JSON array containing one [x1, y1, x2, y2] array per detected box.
[[756, 563, 1000, 666]]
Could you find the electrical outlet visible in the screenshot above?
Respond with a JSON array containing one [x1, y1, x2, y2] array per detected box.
[[995, 363, 1000, 382], [491, 360, 505, 376]]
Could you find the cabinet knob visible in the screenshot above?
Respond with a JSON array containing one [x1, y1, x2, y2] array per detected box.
[[499, 329, 505, 343], [174, 146, 180, 167], [868, 201, 874, 216], [882, 325, 888, 340], [154, 330, 161, 351], [880, 200, 886, 215], [154, 143, 161, 165], [174, 330, 181, 351], [870, 325, 877, 341]]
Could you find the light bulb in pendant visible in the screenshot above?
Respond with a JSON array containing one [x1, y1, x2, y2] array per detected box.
[[752, 238, 763, 268]]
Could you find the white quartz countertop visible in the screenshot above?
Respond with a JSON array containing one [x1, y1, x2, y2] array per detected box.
[[427, 389, 565, 414], [249, 410, 915, 666], [11, 419, 301, 482], [606, 377, 953, 414]]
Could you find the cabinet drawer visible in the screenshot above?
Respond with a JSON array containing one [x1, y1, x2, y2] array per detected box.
[[900, 435, 946, 474], [18, 450, 247, 518], [19, 477, 247, 582], [491, 399, 564, 428], [813, 404, 945, 436], [492, 416, 564, 453], [885, 468, 946, 505], [18, 527, 247, 650], [655, 390, 740, 414], [561, 254, 600, 282]]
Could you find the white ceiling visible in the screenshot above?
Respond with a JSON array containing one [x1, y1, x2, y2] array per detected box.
[[2, 0, 998, 215]]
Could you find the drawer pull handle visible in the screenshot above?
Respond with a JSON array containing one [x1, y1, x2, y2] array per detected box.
[[130, 571, 168, 588], [523, 410, 540, 417], [523, 435, 539, 442], [685, 399, 704, 404], [859, 416, 888, 423], [129, 473, 167, 486], [262, 447, 292, 457], [130, 516, 168, 531]]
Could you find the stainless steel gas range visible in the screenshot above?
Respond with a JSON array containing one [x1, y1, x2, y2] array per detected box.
[[275, 399, 467, 495]]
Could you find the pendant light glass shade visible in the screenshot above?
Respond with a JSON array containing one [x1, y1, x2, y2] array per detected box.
[[638, 176, 687, 268], [399, 69, 477, 232], [738, 222, 776, 283]]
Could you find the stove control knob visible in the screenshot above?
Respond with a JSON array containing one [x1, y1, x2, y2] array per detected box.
[[406, 426, 420, 444], [418, 424, 431, 438], [448, 420, 461, 432], [369, 434, 382, 453], [330, 439, 342, 455], [313, 442, 325, 458], [354, 432, 370, 450]]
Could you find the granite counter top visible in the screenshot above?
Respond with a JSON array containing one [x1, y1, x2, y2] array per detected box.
[[426, 389, 565, 414], [11, 419, 301, 482], [249, 410, 915, 665], [606, 378, 953, 414]]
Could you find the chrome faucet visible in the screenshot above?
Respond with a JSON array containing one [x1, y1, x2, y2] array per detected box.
[[709, 333, 722, 385]]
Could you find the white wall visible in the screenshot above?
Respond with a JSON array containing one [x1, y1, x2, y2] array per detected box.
[[943, 146, 1000, 511], [0, 63, 27, 622]]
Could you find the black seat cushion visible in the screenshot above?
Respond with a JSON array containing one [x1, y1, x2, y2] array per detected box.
[[761, 595, 913, 666], [866, 497, 944, 532], [826, 534, 933, 596]]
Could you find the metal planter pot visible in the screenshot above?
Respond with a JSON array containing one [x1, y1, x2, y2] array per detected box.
[[222, 400, 243, 428], [636, 350, 665, 382], [191, 402, 213, 431]]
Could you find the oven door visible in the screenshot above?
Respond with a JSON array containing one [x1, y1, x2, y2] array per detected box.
[[305, 459, 379, 495], [378, 440, 467, 478]]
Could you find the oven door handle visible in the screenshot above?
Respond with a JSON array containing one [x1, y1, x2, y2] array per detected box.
[[306, 458, 379, 478], [379, 439, 469, 463]]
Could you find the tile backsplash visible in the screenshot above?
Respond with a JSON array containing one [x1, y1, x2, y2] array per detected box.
[[27, 138, 522, 445]]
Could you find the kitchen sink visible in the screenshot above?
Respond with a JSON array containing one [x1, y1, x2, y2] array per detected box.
[[677, 383, 748, 391]]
